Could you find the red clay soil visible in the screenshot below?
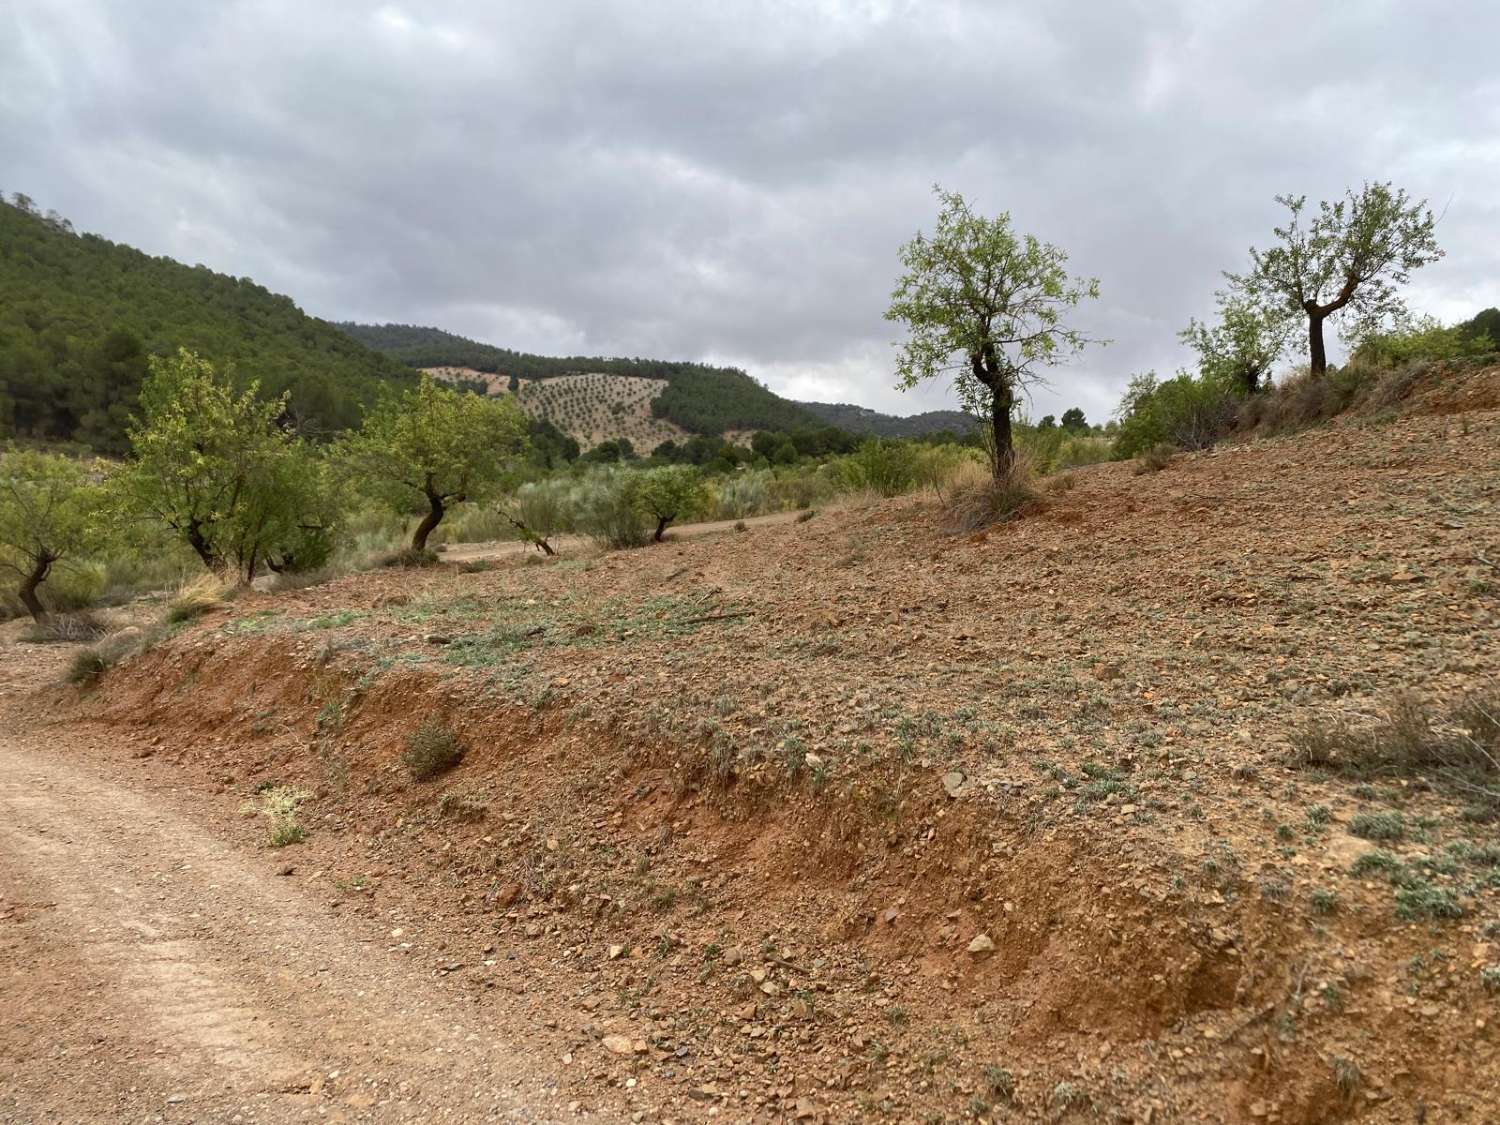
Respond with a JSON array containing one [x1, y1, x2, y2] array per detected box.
[[4, 387, 1500, 1123]]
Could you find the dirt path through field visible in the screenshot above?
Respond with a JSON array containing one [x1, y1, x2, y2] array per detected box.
[[0, 730, 569, 1123], [441, 507, 804, 563]]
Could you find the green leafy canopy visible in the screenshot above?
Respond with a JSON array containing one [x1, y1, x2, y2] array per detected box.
[[338, 375, 529, 509], [885, 187, 1101, 407], [1229, 182, 1443, 347]]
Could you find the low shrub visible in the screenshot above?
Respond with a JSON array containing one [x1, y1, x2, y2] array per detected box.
[[570, 471, 650, 549], [66, 648, 111, 686], [828, 439, 920, 498], [1114, 371, 1241, 458], [404, 720, 466, 780]]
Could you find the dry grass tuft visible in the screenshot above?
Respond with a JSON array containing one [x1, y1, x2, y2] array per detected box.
[[21, 610, 114, 644], [167, 573, 234, 623], [943, 458, 1046, 533], [1133, 442, 1176, 474], [1290, 691, 1500, 808]]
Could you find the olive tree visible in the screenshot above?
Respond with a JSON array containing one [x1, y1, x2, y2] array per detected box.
[[340, 375, 528, 551], [886, 188, 1100, 478], [115, 349, 336, 581], [1229, 183, 1442, 377], [0, 449, 102, 622]]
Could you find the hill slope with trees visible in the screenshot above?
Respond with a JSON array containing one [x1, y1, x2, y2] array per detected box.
[[794, 400, 977, 438], [338, 322, 819, 436], [0, 195, 415, 452]]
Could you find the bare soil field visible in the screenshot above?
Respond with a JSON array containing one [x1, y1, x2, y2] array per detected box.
[[3, 378, 1499, 1123]]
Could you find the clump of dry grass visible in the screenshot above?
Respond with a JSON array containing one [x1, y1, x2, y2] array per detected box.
[[166, 573, 234, 623], [1133, 442, 1176, 475], [21, 610, 114, 644], [943, 457, 1045, 533], [1290, 692, 1500, 809]]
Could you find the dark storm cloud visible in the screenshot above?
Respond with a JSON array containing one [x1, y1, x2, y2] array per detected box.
[[4, 1, 1498, 420]]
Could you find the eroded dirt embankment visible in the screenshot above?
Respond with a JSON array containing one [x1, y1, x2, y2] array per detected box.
[[11, 395, 1500, 1123], [43, 624, 1487, 1125]]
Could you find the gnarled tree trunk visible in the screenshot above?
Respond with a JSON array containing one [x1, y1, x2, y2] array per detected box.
[[412, 489, 445, 552], [973, 346, 1017, 480], [18, 553, 54, 625]]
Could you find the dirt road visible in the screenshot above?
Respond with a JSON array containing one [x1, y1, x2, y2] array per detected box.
[[0, 732, 568, 1124], [440, 508, 804, 563]]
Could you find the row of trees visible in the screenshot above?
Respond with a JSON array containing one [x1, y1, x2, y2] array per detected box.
[[885, 181, 1448, 479], [0, 355, 533, 621]]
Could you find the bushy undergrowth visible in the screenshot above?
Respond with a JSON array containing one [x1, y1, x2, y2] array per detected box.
[[1113, 319, 1499, 461]]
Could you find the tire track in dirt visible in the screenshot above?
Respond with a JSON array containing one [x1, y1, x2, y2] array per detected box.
[[0, 738, 564, 1123]]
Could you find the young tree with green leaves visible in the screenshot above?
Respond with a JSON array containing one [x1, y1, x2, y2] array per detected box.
[[0, 449, 102, 622], [886, 188, 1101, 479], [115, 349, 336, 581], [633, 465, 707, 542], [340, 375, 528, 551], [1229, 183, 1442, 377], [1179, 292, 1292, 395]]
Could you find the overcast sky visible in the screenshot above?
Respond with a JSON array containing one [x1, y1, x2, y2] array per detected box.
[[5, 1, 1498, 421]]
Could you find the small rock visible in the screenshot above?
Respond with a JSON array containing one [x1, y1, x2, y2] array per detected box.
[[601, 1034, 634, 1055], [967, 934, 996, 955], [608, 944, 625, 960], [424, 633, 452, 645], [942, 770, 967, 798], [276, 864, 295, 876]]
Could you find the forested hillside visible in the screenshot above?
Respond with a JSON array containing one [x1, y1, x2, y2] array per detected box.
[[0, 197, 414, 452], [340, 322, 819, 435], [796, 400, 977, 438]]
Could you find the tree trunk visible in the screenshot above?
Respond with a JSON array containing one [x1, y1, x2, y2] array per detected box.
[[1308, 310, 1328, 377], [18, 554, 52, 624], [653, 516, 670, 543], [989, 385, 1016, 479], [412, 490, 445, 552], [185, 519, 221, 571], [973, 346, 1016, 481]]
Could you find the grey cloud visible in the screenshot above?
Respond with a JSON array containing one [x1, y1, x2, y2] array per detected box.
[[4, 0, 1497, 423]]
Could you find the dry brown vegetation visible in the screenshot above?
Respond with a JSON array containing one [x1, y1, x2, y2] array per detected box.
[[10, 370, 1500, 1123]]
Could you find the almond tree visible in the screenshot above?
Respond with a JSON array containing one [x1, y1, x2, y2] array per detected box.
[[1179, 291, 1293, 395], [0, 449, 101, 623], [340, 375, 528, 551], [115, 349, 337, 581], [886, 188, 1100, 478], [1230, 183, 1442, 377]]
